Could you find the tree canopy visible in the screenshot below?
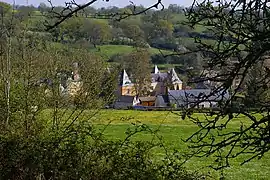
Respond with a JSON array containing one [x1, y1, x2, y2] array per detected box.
[[183, 0, 270, 169]]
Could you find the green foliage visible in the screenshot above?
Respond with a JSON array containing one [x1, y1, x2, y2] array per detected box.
[[0, 2, 12, 15], [0, 117, 205, 180], [0, 16, 205, 179], [125, 49, 152, 96]]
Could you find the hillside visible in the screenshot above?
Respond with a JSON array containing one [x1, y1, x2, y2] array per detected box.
[[1, 2, 217, 75], [92, 45, 171, 58]]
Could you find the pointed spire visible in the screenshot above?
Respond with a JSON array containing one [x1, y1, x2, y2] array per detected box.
[[122, 69, 132, 86], [171, 68, 182, 84], [154, 65, 160, 74]]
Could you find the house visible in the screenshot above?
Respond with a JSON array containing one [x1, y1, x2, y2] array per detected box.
[[138, 96, 156, 106], [150, 65, 183, 95], [200, 58, 245, 91], [118, 66, 183, 97], [113, 95, 140, 109], [58, 63, 83, 97], [168, 89, 230, 108]]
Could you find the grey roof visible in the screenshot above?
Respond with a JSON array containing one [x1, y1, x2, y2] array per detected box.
[[170, 68, 183, 84], [168, 89, 230, 103], [151, 73, 168, 82], [117, 96, 135, 103], [151, 68, 182, 84], [196, 82, 211, 89], [156, 95, 169, 103]]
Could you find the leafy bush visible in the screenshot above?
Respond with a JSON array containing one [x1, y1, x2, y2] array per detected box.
[[0, 122, 207, 180]]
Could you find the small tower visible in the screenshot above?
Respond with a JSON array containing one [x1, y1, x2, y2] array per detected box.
[[119, 69, 135, 96], [122, 69, 132, 86], [170, 68, 183, 90], [154, 65, 160, 74]]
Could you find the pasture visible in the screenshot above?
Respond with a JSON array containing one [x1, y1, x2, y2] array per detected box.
[[39, 109, 270, 179], [91, 110, 270, 180]]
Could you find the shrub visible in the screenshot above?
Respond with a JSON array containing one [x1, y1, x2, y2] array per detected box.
[[0, 122, 207, 180]]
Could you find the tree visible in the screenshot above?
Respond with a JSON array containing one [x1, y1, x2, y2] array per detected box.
[[122, 24, 145, 46], [244, 62, 270, 108], [126, 49, 152, 96], [38, 3, 49, 13], [141, 13, 173, 42], [168, 4, 184, 14], [155, 19, 174, 38], [45, 0, 164, 30], [81, 19, 111, 47], [0, 2, 11, 15], [183, 0, 270, 169], [61, 17, 84, 42]]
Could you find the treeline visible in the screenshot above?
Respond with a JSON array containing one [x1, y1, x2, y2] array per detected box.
[[1, 2, 216, 50], [0, 1, 207, 77]]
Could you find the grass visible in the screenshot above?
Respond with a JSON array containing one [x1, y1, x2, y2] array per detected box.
[[92, 45, 171, 59], [88, 110, 270, 180], [39, 108, 270, 179], [51, 42, 172, 60]]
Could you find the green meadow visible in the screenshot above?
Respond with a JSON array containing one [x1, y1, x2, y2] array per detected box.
[[40, 109, 270, 179], [93, 110, 270, 180]]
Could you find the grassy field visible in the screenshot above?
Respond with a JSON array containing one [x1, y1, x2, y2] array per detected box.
[[88, 110, 270, 180], [39, 109, 269, 179], [93, 45, 171, 59], [52, 43, 171, 60]]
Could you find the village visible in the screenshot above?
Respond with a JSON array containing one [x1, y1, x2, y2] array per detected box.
[[1, 1, 269, 179], [56, 62, 231, 110]]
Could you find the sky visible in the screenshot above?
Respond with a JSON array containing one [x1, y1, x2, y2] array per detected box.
[[1, 0, 193, 8]]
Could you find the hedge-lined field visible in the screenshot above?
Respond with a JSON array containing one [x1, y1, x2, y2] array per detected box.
[[92, 110, 270, 180], [39, 109, 270, 179]]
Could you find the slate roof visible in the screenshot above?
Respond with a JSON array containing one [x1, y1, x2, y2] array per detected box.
[[151, 73, 168, 82], [117, 96, 135, 103], [168, 89, 230, 103], [151, 68, 182, 84], [156, 95, 169, 103], [170, 68, 183, 84], [195, 82, 211, 89]]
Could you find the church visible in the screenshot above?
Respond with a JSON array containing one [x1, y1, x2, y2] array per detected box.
[[118, 65, 183, 97]]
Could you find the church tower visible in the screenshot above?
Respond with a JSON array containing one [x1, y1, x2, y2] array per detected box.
[[119, 69, 136, 96], [154, 65, 160, 74], [169, 68, 183, 90]]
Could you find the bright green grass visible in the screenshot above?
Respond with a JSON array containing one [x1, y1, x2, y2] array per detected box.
[[51, 42, 171, 60], [92, 45, 171, 59], [90, 110, 270, 180], [39, 109, 270, 179]]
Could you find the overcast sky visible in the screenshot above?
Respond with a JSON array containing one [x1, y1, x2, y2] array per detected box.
[[2, 0, 193, 8]]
